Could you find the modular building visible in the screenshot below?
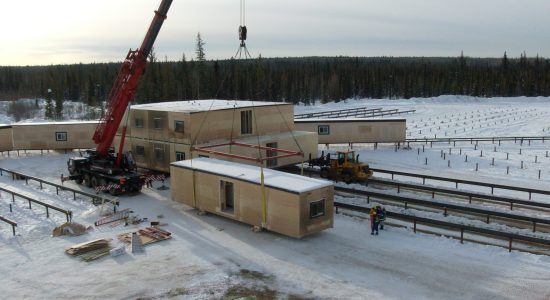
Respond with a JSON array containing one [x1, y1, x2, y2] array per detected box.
[[294, 118, 406, 144], [0, 125, 13, 152], [11, 121, 98, 150], [171, 158, 334, 238], [115, 100, 318, 172]]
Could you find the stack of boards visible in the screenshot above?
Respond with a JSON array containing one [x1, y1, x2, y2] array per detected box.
[[65, 227, 171, 262], [65, 239, 112, 262]]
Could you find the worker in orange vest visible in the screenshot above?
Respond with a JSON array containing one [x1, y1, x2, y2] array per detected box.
[[370, 206, 379, 235]]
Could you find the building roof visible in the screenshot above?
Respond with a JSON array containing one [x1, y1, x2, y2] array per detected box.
[[131, 100, 290, 113], [171, 158, 333, 194], [294, 118, 406, 123], [13, 121, 99, 126]]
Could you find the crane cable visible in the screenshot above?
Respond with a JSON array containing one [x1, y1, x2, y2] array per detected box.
[[189, 71, 233, 208], [240, 0, 245, 27], [249, 99, 268, 228]]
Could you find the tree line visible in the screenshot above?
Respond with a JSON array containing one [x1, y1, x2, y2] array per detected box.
[[1, 52, 549, 108]]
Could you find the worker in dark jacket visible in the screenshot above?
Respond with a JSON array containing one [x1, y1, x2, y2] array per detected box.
[[369, 206, 379, 235], [376, 205, 386, 230]]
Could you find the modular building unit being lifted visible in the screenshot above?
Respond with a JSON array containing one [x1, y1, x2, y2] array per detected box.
[[115, 100, 318, 172], [171, 158, 334, 238]]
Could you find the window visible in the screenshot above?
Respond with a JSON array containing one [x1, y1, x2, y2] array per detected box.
[[266, 142, 278, 168], [154, 146, 164, 162], [174, 120, 184, 133], [175, 151, 185, 161], [240, 110, 252, 134], [153, 117, 163, 130], [309, 199, 326, 219], [135, 145, 145, 156], [198, 154, 209, 158], [55, 132, 67, 141], [318, 125, 330, 135], [135, 118, 144, 128]]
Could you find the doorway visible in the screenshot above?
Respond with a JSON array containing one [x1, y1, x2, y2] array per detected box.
[[220, 180, 234, 213]]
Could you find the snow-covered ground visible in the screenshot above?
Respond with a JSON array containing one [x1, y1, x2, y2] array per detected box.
[[0, 98, 99, 124], [2, 96, 550, 299]]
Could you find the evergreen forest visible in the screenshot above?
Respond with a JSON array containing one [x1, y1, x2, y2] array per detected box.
[[0, 53, 549, 108]]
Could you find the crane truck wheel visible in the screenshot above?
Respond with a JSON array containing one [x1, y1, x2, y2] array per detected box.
[[75, 176, 83, 184], [84, 174, 92, 187], [99, 178, 108, 192], [320, 167, 330, 178], [109, 186, 119, 196], [91, 176, 99, 188]]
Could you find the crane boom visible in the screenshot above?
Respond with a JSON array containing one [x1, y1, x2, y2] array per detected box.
[[93, 0, 173, 157]]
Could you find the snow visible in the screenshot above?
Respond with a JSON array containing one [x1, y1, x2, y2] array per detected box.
[[13, 120, 99, 126], [172, 157, 332, 193], [0, 98, 99, 124], [1, 96, 550, 299], [132, 99, 287, 113], [295, 117, 406, 122]]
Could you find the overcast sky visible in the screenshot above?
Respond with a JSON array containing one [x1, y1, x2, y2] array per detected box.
[[2, 0, 549, 66]]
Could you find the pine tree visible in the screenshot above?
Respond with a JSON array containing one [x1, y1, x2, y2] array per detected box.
[[55, 96, 63, 120], [45, 89, 54, 120], [195, 32, 206, 62], [195, 32, 207, 98]]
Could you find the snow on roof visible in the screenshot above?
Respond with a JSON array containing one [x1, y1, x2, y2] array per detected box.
[[13, 121, 99, 126], [172, 157, 333, 194], [294, 118, 406, 122], [131, 99, 290, 113]]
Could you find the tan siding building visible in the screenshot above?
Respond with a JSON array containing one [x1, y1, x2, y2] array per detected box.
[[171, 158, 334, 238], [294, 118, 406, 144], [0, 125, 13, 152], [116, 100, 318, 172], [11, 121, 98, 150]]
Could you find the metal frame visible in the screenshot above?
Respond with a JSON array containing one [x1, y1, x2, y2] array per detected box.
[[192, 141, 302, 164]]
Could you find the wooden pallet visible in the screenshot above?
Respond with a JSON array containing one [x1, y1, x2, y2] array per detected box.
[[118, 227, 171, 246]]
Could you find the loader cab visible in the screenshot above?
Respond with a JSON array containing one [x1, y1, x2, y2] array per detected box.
[[337, 151, 356, 166]]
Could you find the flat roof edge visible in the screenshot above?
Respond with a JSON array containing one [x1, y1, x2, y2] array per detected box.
[[294, 118, 406, 123], [170, 162, 332, 195]]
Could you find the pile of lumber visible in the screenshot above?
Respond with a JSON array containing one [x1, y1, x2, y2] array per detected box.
[[65, 239, 112, 261]]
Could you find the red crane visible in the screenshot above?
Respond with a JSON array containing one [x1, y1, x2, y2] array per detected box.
[[94, 0, 173, 163], [67, 0, 172, 195]]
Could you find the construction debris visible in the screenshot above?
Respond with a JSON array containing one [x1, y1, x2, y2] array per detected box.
[[118, 227, 172, 246], [65, 239, 112, 261], [126, 215, 147, 225], [52, 222, 89, 237], [131, 232, 143, 253], [94, 208, 131, 226], [110, 245, 126, 257]]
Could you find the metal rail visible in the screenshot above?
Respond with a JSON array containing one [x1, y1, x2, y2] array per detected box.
[[0, 215, 17, 236], [0, 186, 72, 222], [294, 107, 382, 119], [294, 107, 416, 119], [0, 167, 118, 206], [371, 168, 550, 200], [356, 109, 416, 118], [334, 202, 550, 253], [336, 186, 550, 232], [368, 177, 550, 211], [404, 136, 549, 145]]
